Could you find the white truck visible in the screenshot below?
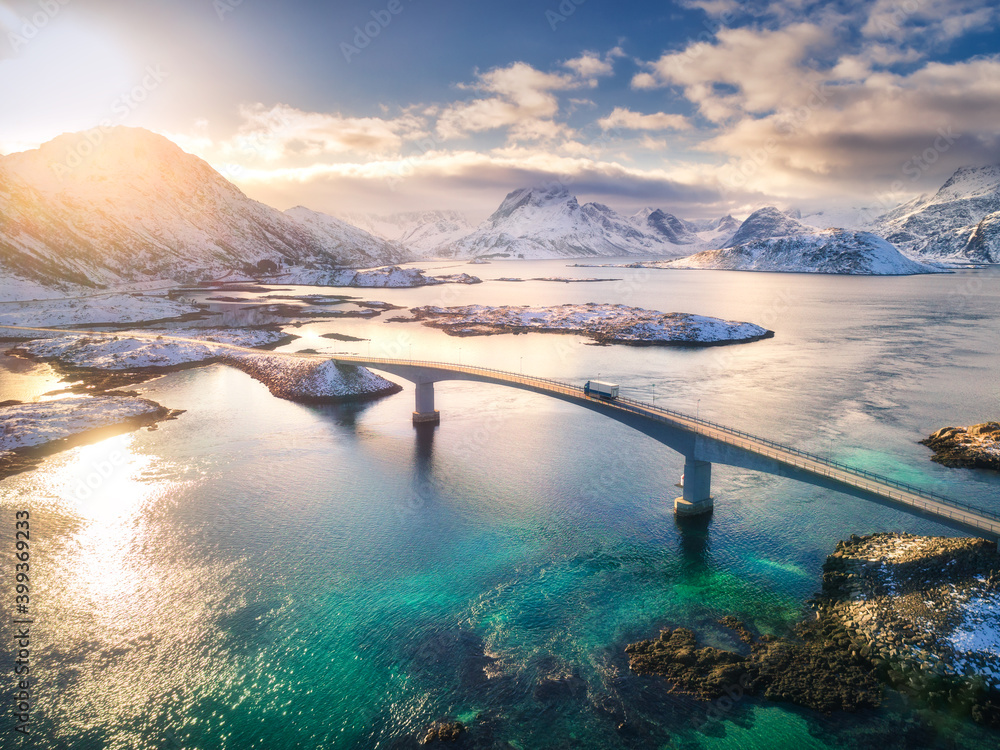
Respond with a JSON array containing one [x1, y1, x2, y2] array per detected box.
[[584, 380, 619, 400]]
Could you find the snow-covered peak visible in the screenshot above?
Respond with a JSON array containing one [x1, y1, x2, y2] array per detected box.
[[489, 184, 577, 222], [870, 164, 1000, 259], [0, 127, 407, 291], [443, 185, 691, 260], [727, 207, 808, 247], [629, 207, 699, 245], [5, 127, 237, 201], [934, 164, 1000, 202]]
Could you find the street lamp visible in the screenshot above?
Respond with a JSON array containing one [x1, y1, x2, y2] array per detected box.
[[697, 399, 701, 419]]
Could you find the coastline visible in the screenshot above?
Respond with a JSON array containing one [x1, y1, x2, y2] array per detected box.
[[0, 395, 183, 480], [626, 532, 1000, 729]]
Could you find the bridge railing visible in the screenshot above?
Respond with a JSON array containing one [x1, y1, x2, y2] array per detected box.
[[344, 356, 1000, 527], [609, 392, 1000, 525]]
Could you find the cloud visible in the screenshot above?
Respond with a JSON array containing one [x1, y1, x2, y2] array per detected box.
[[597, 107, 691, 132], [561, 47, 624, 80], [628, 9, 1000, 205], [223, 103, 427, 161], [227, 145, 728, 219], [632, 23, 835, 122], [862, 0, 1000, 44], [704, 55, 1000, 200], [678, 0, 741, 16], [436, 61, 589, 142]]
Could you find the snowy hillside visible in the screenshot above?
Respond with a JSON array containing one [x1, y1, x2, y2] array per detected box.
[[691, 215, 741, 248], [628, 208, 699, 245], [664, 229, 943, 275], [0, 127, 405, 294], [443, 185, 691, 260], [340, 210, 475, 256], [871, 164, 1000, 260], [283, 207, 409, 265], [963, 211, 1000, 263], [726, 207, 808, 247]]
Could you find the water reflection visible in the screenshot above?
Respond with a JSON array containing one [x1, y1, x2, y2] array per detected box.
[[414, 422, 437, 470], [675, 511, 713, 575]]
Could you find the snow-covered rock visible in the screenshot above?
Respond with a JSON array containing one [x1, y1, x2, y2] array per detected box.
[[871, 164, 1000, 260], [663, 229, 943, 275], [962, 210, 1000, 263], [339, 210, 475, 256], [0, 395, 168, 453], [401, 303, 771, 345], [9, 329, 288, 370], [8, 329, 402, 403], [270, 265, 481, 288], [225, 356, 401, 403], [443, 185, 690, 260], [0, 294, 201, 328], [0, 127, 406, 294]]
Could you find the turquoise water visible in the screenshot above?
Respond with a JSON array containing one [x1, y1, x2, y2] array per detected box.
[[2, 263, 1000, 748]]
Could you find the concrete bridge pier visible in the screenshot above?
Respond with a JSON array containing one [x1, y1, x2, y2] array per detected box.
[[675, 457, 714, 516], [412, 381, 441, 426]]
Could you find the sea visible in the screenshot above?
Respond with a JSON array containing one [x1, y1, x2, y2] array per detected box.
[[1, 260, 999, 749]]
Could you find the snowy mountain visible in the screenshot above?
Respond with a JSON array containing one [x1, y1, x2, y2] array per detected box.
[[443, 185, 690, 260], [283, 206, 409, 263], [963, 211, 1000, 263], [665, 229, 942, 275], [692, 215, 741, 248], [340, 210, 474, 256], [0, 127, 407, 292], [628, 208, 699, 245], [871, 165, 1000, 260], [726, 207, 808, 247], [798, 205, 880, 231]]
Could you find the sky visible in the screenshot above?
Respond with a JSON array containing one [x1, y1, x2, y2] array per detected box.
[[1, 0, 999, 220]]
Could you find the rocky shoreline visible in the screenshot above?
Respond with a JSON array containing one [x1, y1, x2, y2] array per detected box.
[[921, 422, 1000, 470], [222, 355, 402, 404], [626, 533, 1000, 728], [5, 330, 402, 405], [0, 394, 183, 480], [391, 303, 774, 347]]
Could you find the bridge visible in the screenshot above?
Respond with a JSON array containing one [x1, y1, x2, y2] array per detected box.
[[4, 323, 999, 540], [328, 354, 1000, 541]]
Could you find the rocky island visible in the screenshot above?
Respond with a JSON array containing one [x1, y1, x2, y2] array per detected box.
[[6, 330, 399, 405], [922, 422, 1000, 470], [627, 533, 1000, 728], [391, 303, 773, 346], [0, 395, 182, 479]]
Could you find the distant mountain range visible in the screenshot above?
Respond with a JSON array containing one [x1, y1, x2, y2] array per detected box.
[[338, 210, 475, 256], [665, 212, 941, 275], [870, 165, 1000, 263], [2, 127, 999, 294]]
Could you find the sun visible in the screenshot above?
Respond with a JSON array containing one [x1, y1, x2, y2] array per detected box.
[[0, 9, 137, 154]]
